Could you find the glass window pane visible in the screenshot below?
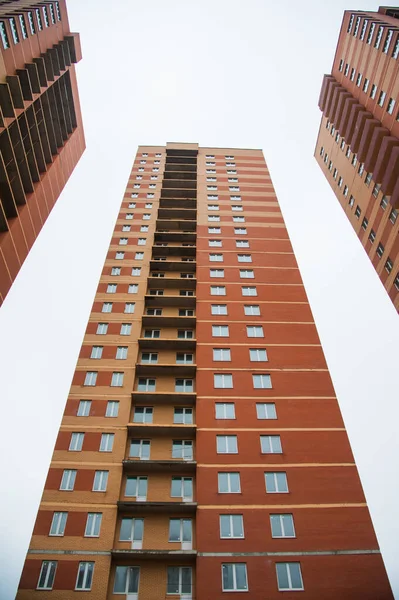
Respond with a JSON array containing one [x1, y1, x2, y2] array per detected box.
[[276, 563, 290, 589], [236, 564, 247, 590], [114, 566, 128, 593], [128, 567, 140, 593], [181, 567, 192, 594], [167, 567, 179, 594], [120, 518, 132, 541]]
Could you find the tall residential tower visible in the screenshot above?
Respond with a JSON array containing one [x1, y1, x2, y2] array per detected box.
[[0, 0, 84, 304], [17, 143, 392, 599], [315, 6, 399, 311]]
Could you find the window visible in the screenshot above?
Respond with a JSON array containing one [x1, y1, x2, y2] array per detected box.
[[233, 216, 245, 223], [141, 352, 158, 364], [210, 269, 224, 278], [218, 472, 240, 493], [169, 518, 192, 542], [106, 401, 119, 417], [167, 567, 192, 596], [208, 204, 219, 210], [362, 78, 369, 92], [50, 512, 67, 536], [100, 433, 114, 452], [215, 403, 235, 419], [84, 372, 97, 386], [120, 323, 132, 335], [179, 309, 194, 316], [249, 348, 268, 362], [387, 98, 396, 114], [375, 25, 384, 48], [69, 432, 84, 451], [93, 470, 108, 492], [130, 439, 151, 460], [175, 379, 193, 393], [138, 238, 146, 246], [234, 228, 247, 234], [9, 17, 19, 44], [244, 305, 260, 316], [356, 73, 362, 86], [208, 215, 220, 222], [208, 227, 221, 234], [111, 267, 121, 276], [135, 252, 144, 260], [222, 563, 248, 592], [129, 202, 136, 208], [214, 373, 233, 388], [96, 323, 108, 335], [176, 353, 194, 364], [77, 400, 91, 417], [107, 284, 117, 294], [220, 515, 244, 539], [125, 476, 148, 499], [126, 213, 133, 220], [141, 225, 149, 232], [75, 562, 94, 591], [146, 308, 162, 316], [376, 242, 385, 258], [265, 472, 288, 493], [276, 563, 304, 591], [217, 435, 238, 454], [232, 205, 243, 211], [213, 348, 231, 361], [125, 302, 135, 313], [119, 238, 128, 246], [242, 286, 257, 296], [370, 84, 377, 99], [171, 477, 193, 499], [380, 196, 389, 210], [369, 229, 376, 243], [107, 371, 123, 388], [395, 272, 399, 291], [37, 561, 57, 590], [138, 378, 156, 392], [174, 407, 193, 424], [354, 206, 361, 218], [115, 346, 128, 360], [210, 253, 223, 262], [209, 239, 222, 247], [236, 240, 249, 248], [270, 514, 296, 538], [18, 14, 28, 39], [177, 330, 194, 339], [361, 217, 368, 230], [238, 254, 252, 263], [211, 304, 228, 315], [240, 269, 254, 278], [85, 513, 102, 537], [385, 258, 393, 274], [115, 252, 124, 260], [0, 21, 10, 49], [367, 21, 375, 44], [212, 325, 229, 337], [134, 407, 153, 423], [389, 208, 398, 224], [60, 469, 76, 491], [210, 285, 226, 296], [350, 67, 356, 81], [261, 435, 282, 453], [247, 326, 264, 338], [378, 91, 386, 107], [253, 374, 272, 388], [27, 10, 36, 35], [256, 402, 277, 420], [393, 35, 399, 59], [91, 346, 103, 359]]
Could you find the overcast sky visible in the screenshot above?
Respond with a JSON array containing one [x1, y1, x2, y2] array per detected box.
[[0, 1, 399, 598]]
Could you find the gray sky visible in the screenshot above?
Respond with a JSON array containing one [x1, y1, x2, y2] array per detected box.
[[1, 1, 399, 598]]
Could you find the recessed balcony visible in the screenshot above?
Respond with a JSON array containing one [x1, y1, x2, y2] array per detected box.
[[144, 294, 195, 308], [159, 198, 197, 210], [154, 232, 196, 243], [111, 549, 197, 560], [158, 208, 197, 220], [160, 188, 197, 199], [127, 423, 196, 436], [165, 163, 197, 173], [162, 179, 196, 190], [135, 363, 196, 377], [122, 459, 197, 473], [138, 337, 196, 351], [131, 391, 196, 405], [117, 501, 197, 514], [150, 260, 196, 272], [164, 170, 197, 181], [156, 219, 196, 231], [141, 315, 196, 328], [152, 245, 196, 257], [148, 277, 196, 289]]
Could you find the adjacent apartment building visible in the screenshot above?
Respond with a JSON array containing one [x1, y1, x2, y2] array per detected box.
[[0, 0, 84, 305], [17, 143, 393, 598], [315, 6, 399, 311]]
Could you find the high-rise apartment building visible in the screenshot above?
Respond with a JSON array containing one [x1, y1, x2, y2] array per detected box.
[[0, 0, 84, 305], [315, 6, 399, 311], [17, 143, 392, 598]]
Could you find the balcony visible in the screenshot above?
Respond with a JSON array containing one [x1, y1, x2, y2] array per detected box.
[[160, 188, 196, 199], [138, 336, 196, 350], [158, 208, 196, 220], [159, 198, 197, 210], [118, 501, 197, 514], [144, 294, 195, 308], [135, 363, 196, 377], [150, 260, 196, 272], [111, 549, 197, 561], [164, 170, 197, 181], [131, 391, 196, 405], [154, 232, 196, 243], [165, 163, 197, 173], [127, 423, 196, 436], [162, 179, 196, 190], [122, 459, 197, 473], [152, 245, 196, 257], [165, 156, 197, 165], [141, 315, 196, 328], [148, 277, 196, 289], [156, 219, 196, 231]]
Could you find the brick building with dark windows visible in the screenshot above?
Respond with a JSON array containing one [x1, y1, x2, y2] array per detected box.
[[0, 0, 84, 304], [17, 143, 393, 598], [315, 6, 399, 311]]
